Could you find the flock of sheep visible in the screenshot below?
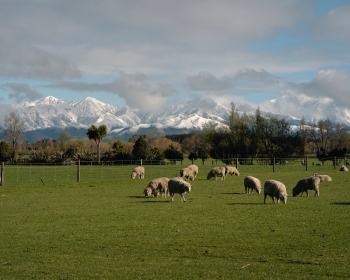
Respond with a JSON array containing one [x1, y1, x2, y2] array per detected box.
[[130, 163, 345, 203]]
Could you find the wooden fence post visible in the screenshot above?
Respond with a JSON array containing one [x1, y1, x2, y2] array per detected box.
[[305, 157, 308, 171], [77, 159, 81, 182], [273, 157, 275, 172], [0, 162, 3, 186]]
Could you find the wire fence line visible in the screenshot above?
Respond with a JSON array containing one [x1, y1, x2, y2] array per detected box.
[[0, 157, 348, 187]]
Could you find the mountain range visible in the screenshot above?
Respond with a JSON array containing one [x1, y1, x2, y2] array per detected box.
[[1, 95, 350, 143]]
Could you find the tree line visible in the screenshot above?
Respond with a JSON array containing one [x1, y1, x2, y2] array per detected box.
[[0, 103, 349, 164]]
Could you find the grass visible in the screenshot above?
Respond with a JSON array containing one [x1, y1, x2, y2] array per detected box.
[[0, 160, 349, 279]]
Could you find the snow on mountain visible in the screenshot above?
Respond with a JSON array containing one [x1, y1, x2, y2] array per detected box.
[[2, 94, 350, 142]]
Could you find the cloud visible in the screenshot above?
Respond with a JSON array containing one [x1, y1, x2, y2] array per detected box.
[[0, 44, 81, 80], [187, 72, 231, 91], [4, 83, 43, 103], [187, 69, 283, 97], [288, 69, 350, 108], [314, 4, 350, 43], [48, 72, 177, 113]]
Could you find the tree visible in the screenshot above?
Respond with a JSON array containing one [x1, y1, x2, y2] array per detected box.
[[301, 119, 349, 161], [132, 136, 151, 160], [4, 112, 27, 161], [0, 141, 11, 162], [86, 124, 107, 164], [110, 140, 131, 160], [58, 131, 71, 154], [164, 145, 184, 161], [254, 110, 303, 158]]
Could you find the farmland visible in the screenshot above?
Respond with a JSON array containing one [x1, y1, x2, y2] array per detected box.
[[0, 160, 349, 279]]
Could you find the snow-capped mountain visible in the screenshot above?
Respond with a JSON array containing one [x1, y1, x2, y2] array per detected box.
[[2, 95, 350, 143], [4, 96, 233, 142]]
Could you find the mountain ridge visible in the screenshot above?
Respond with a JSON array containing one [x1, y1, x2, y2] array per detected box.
[[2, 95, 350, 142]]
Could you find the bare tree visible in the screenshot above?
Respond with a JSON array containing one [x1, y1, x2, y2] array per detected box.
[[4, 112, 27, 161]]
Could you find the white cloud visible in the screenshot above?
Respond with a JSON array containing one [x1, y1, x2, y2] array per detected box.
[[47, 72, 176, 113], [5, 83, 43, 103], [0, 44, 81, 79], [187, 72, 231, 91], [288, 69, 350, 108]]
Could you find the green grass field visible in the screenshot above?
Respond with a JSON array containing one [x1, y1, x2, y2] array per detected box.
[[1, 160, 349, 279]]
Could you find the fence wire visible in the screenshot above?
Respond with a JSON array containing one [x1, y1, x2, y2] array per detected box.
[[0, 157, 348, 187]]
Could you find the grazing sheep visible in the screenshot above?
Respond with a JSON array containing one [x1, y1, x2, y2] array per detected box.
[[244, 176, 261, 194], [313, 173, 332, 182], [292, 176, 320, 197], [264, 180, 288, 204], [340, 165, 348, 171], [180, 167, 195, 181], [188, 164, 199, 179], [207, 167, 226, 180], [152, 177, 171, 198], [143, 177, 170, 197], [168, 178, 192, 202], [225, 166, 240, 177], [131, 166, 145, 179]]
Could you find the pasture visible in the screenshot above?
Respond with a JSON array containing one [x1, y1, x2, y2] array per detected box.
[[0, 160, 349, 279]]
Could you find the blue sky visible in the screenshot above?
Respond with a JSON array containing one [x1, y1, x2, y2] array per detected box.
[[0, 0, 350, 116]]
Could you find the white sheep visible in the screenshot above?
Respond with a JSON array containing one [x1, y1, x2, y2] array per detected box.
[[131, 166, 145, 179], [313, 173, 332, 182], [143, 177, 170, 197], [292, 176, 320, 197], [168, 177, 192, 202], [207, 167, 226, 180], [152, 177, 171, 198], [180, 167, 195, 181], [340, 165, 348, 171], [263, 180, 288, 204], [188, 164, 199, 179], [244, 176, 261, 194], [225, 166, 240, 177]]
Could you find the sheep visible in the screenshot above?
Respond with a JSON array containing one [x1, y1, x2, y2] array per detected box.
[[292, 176, 320, 197], [207, 167, 226, 180], [168, 177, 192, 202], [263, 180, 288, 204], [180, 167, 195, 181], [340, 165, 348, 171], [187, 164, 199, 179], [143, 177, 170, 197], [225, 166, 240, 177], [131, 166, 145, 179], [313, 173, 332, 182], [244, 176, 261, 194]]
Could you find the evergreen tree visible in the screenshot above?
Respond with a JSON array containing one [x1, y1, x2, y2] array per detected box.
[[132, 136, 151, 160]]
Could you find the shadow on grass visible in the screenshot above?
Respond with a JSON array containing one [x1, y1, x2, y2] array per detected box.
[[129, 195, 145, 199], [331, 202, 350, 205], [227, 202, 264, 205], [221, 192, 244, 195], [140, 200, 170, 203]]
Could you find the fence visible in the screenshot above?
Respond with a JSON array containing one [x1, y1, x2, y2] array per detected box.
[[0, 157, 348, 187]]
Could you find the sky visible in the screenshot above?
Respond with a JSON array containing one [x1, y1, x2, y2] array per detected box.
[[1, 0, 350, 117]]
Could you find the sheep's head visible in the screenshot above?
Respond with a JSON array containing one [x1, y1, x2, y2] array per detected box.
[[256, 186, 262, 194], [292, 187, 301, 197], [143, 187, 152, 197], [280, 194, 287, 204]]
